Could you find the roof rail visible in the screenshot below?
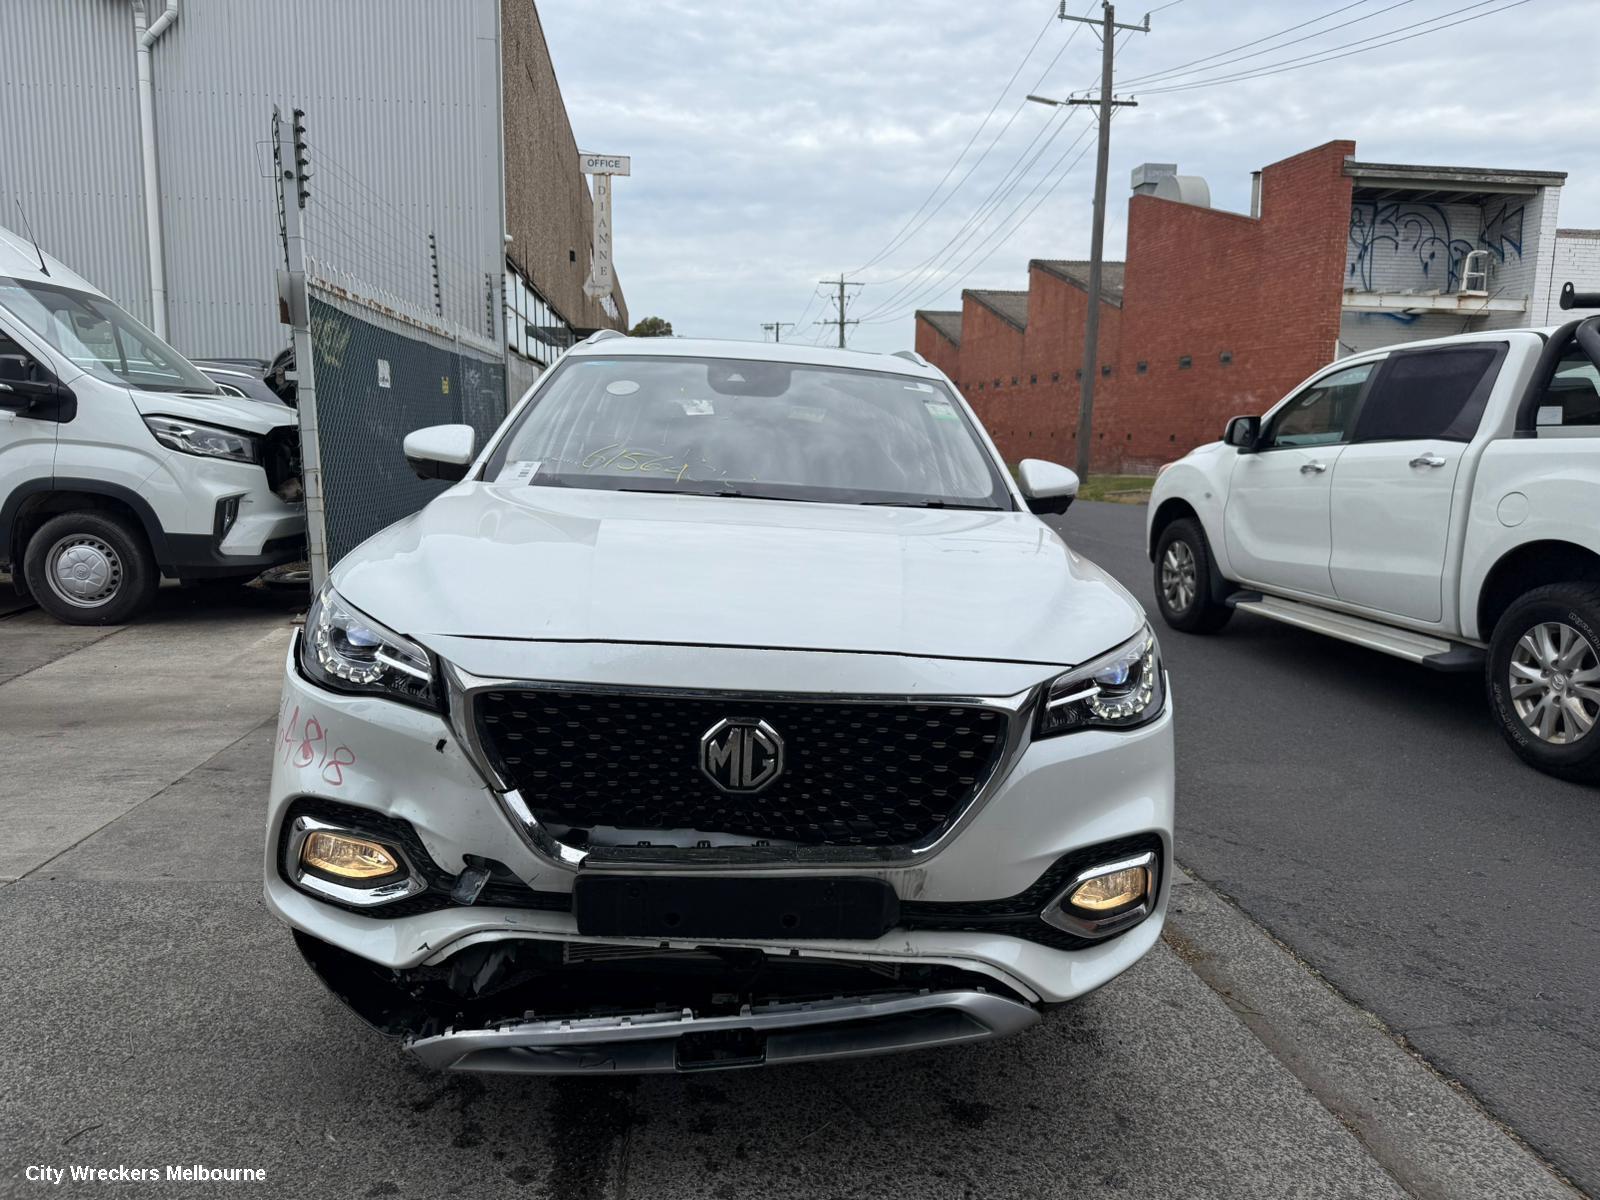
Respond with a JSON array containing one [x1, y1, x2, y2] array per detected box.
[[890, 349, 929, 367], [584, 328, 627, 344]]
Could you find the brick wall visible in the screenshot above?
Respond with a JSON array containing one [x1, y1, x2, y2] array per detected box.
[[1552, 229, 1600, 320], [915, 140, 1354, 473], [1110, 140, 1353, 472], [916, 322, 961, 377]]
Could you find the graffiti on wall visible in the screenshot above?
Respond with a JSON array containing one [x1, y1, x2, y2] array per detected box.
[[1349, 202, 1474, 291], [1348, 200, 1527, 293], [1480, 202, 1525, 262]]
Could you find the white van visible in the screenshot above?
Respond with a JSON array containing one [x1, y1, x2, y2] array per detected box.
[[0, 226, 304, 624]]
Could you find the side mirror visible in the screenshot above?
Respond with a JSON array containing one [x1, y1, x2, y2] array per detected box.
[[0, 356, 75, 421], [1017, 458, 1080, 516], [1223, 414, 1260, 451], [403, 423, 476, 482]]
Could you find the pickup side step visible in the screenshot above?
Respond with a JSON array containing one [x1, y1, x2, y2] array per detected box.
[[1224, 592, 1485, 673]]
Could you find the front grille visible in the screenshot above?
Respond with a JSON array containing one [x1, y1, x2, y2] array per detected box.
[[475, 690, 1011, 848]]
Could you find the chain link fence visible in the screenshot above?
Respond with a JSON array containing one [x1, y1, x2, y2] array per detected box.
[[306, 276, 506, 565]]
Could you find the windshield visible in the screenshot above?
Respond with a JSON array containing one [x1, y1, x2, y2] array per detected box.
[[485, 355, 1012, 509], [0, 280, 218, 394]]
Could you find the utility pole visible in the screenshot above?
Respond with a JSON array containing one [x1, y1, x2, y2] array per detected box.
[[760, 321, 795, 343], [274, 105, 329, 592], [815, 275, 862, 348], [1029, 2, 1146, 481]]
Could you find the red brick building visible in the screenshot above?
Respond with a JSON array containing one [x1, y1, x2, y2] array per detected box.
[[916, 139, 1594, 472]]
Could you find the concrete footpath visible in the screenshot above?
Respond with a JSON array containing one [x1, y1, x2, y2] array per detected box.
[[0, 597, 1581, 1199]]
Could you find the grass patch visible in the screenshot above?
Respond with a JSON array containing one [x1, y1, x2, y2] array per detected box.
[[1074, 473, 1156, 503]]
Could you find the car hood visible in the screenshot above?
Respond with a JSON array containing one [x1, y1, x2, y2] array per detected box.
[[334, 484, 1144, 667], [131, 389, 295, 434]]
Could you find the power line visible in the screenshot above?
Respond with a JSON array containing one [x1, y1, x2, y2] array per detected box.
[[858, 118, 1100, 325], [1118, 0, 1387, 86], [851, 1, 1065, 274], [849, 1, 1099, 277], [1123, 0, 1422, 89], [852, 25, 1138, 325], [814, 275, 864, 347], [1133, 0, 1532, 94], [759, 321, 796, 342]]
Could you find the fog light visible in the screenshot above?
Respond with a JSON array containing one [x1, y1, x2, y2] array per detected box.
[[301, 831, 402, 880], [1043, 849, 1159, 938], [1067, 865, 1149, 913]]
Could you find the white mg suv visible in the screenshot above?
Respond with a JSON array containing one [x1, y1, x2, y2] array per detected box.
[[264, 334, 1174, 1074]]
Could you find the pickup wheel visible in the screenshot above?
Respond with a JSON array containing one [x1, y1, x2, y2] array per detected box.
[[1153, 518, 1232, 634], [1487, 583, 1600, 782], [22, 511, 159, 626]]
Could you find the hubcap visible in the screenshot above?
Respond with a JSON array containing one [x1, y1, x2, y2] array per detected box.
[[46, 535, 124, 609], [1509, 620, 1600, 745], [1161, 540, 1198, 614]]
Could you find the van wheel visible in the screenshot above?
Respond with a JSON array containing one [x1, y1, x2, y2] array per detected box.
[[1487, 583, 1600, 782], [23, 512, 159, 626], [1153, 518, 1232, 633]]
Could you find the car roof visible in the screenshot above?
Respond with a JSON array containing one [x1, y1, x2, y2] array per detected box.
[[564, 334, 938, 377]]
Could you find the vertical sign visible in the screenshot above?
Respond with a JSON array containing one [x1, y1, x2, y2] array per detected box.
[[578, 153, 629, 304]]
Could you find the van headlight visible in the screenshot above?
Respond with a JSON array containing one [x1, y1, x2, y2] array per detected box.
[[299, 585, 442, 711], [1037, 625, 1165, 736], [144, 414, 261, 463]]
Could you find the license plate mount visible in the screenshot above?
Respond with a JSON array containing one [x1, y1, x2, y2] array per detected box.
[[572, 875, 900, 940]]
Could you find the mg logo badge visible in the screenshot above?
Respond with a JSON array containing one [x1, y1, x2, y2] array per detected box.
[[700, 718, 785, 794]]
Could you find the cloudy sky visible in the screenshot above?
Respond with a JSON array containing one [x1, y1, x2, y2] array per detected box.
[[540, 0, 1598, 352]]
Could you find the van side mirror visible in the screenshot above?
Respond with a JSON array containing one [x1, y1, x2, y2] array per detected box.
[[1224, 415, 1260, 451], [403, 423, 476, 482], [0, 355, 75, 421], [1017, 458, 1080, 516]]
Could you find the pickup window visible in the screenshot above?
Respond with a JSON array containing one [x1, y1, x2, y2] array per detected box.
[[1535, 348, 1600, 436], [1261, 362, 1372, 449], [1350, 345, 1502, 443]]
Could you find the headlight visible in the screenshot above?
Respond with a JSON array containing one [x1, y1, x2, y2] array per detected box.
[[299, 584, 442, 711], [144, 414, 261, 463], [1037, 625, 1165, 736]]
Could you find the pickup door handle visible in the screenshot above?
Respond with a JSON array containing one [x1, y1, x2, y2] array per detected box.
[[1409, 453, 1447, 468], [1299, 461, 1327, 475]]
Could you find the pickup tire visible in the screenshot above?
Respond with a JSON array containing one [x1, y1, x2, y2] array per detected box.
[[22, 511, 159, 626], [1487, 583, 1600, 782], [1153, 518, 1232, 633]]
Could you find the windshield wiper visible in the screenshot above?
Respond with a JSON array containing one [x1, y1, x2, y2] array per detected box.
[[858, 499, 999, 510], [614, 485, 820, 503]]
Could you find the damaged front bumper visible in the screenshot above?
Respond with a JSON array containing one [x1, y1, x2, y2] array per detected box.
[[295, 930, 1042, 1074], [410, 991, 1039, 1074]]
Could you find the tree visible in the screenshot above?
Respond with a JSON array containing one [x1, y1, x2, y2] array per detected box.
[[628, 316, 673, 338]]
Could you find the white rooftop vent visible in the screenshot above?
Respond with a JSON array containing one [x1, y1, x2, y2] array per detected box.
[[1131, 163, 1178, 195], [1153, 174, 1211, 208]]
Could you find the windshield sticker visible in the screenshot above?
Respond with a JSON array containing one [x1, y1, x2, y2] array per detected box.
[[498, 459, 542, 485], [606, 379, 640, 396], [680, 398, 715, 416], [923, 399, 960, 421]]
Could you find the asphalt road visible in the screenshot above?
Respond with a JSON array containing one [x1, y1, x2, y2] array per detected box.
[[1054, 500, 1600, 1194]]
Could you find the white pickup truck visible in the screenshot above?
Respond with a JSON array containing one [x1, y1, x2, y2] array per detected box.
[[1148, 289, 1600, 781]]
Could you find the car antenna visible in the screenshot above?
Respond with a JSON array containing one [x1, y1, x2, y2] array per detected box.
[[13, 197, 49, 277]]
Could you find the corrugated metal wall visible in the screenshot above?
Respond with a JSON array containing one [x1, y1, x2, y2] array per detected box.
[[0, 0, 504, 360], [0, 0, 151, 320]]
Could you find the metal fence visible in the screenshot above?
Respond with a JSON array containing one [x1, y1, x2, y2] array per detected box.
[[306, 273, 506, 565]]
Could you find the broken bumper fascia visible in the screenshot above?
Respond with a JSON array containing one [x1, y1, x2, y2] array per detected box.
[[406, 989, 1041, 1074]]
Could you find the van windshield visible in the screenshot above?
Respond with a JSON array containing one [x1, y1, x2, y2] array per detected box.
[[0, 280, 218, 394], [485, 354, 1013, 509]]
